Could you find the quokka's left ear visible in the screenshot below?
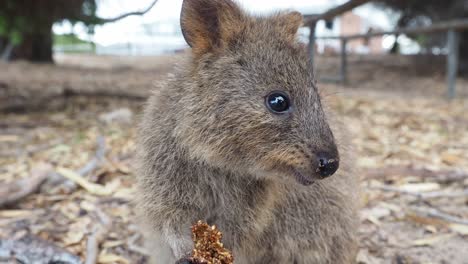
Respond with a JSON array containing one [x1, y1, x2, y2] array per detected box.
[[275, 11, 303, 41]]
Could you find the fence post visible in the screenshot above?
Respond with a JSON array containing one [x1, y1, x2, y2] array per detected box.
[[308, 23, 316, 67], [340, 38, 348, 84], [446, 29, 459, 99]]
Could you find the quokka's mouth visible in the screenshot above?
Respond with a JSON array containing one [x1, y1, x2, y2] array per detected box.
[[293, 170, 315, 186]]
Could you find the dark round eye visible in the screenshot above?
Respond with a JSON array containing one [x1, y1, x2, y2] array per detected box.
[[265, 92, 290, 114]]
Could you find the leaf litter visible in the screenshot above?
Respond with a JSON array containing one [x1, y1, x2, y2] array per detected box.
[[0, 54, 467, 263]]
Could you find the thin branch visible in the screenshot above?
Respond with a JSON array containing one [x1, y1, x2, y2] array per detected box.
[[85, 227, 100, 264], [364, 165, 468, 183], [24, 138, 64, 156], [77, 135, 106, 176], [52, 135, 106, 193], [0, 164, 52, 208], [304, 0, 371, 26], [0, 138, 64, 158], [85, 207, 112, 264], [128, 233, 150, 256], [314, 18, 468, 40], [369, 185, 468, 199], [96, 0, 158, 24], [0, 235, 82, 264], [0, 136, 106, 207], [1, 90, 146, 113], [410, 206, 468, 225]]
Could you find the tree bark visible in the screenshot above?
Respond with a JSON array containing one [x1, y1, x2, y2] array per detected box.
[[459, 32, 468, 75], [0, 37, 5, 51], [11, 23, 54, 63]]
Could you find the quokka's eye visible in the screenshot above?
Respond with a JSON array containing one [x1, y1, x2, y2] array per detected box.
[[265, 92, 291, 114]]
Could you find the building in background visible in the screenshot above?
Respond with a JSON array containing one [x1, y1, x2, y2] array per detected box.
[[94, 18, 187, 56], [314, 11, 385, 55]]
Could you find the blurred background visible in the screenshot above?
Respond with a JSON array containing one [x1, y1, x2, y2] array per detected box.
[[0, 0, 467, 263]]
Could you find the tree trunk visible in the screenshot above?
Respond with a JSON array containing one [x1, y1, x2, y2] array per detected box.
[[0, 38, 5, 51], [387, 33, 400, 54], [459, 32, 468, 76], [11, 23, 54, 63]]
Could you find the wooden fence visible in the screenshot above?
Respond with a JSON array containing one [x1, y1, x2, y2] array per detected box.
[[306, 0, 467, 99]]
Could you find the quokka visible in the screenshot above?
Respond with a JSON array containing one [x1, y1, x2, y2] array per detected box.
[[137, 0, 360, 263]]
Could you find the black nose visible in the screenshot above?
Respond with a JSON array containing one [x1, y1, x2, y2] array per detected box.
[[316, 153, 339, 178]]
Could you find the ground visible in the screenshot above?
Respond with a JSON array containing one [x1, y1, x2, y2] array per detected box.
[[0, 53, 467, 264]]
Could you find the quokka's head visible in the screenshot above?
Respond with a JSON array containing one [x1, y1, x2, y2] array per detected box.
[[174, 0, 339, 185]]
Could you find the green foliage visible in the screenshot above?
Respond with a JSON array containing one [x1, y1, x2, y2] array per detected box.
[[81, 1, 99, 20], [0, 8, 25, 45], [1, 0, 156, 61], [53, 33, 92, 46], [377, 0, 468, 25], [0, 0, 101, 46], [377, 0, 468, 70], [0, 16, 7, 36], [414, 34, 428, 46], [9, 30, 23, 45]]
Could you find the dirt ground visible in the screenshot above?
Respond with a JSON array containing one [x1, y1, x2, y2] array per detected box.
[[0, 53, 467, 264]]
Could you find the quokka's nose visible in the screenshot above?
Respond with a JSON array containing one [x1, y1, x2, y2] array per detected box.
[[315, 152, 339, 178]]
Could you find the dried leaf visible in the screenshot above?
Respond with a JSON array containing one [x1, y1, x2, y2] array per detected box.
[[102, 240, 125, 249], [0, 135, 19, 142], [405, 212, 447, 227], [449, 224, 468, 235], [361, 206, 391, 226], [441, 152, 463, 165], [399, 182, 440, 193], [63, 231, 85, 246], [0, 210, 32, 218]]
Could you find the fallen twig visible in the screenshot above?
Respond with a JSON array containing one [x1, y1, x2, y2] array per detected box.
[[85, 227, 100, 264], [410, 206, 468, 226], [0, 163, 52, 207], [85, 207, 112, 264], [365, 165, 468, 183], [1, 91, 145, 113], [53, 135, 107, 193], [0, 234, 82, 264], [24, 138, 64, 155], [369, 185, 468, 199], [0, 136, 107, 207], [1, 139, 65, 158], [128, 233, 150, 256], [57, 167, 112, 196], [78, 136, 106, 176]]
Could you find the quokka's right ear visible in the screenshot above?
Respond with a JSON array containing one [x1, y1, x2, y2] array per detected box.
[[275, 11, 303, 42], [180, 0, 245, 57]]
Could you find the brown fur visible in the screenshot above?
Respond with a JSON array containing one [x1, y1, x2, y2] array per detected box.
[[136, 0, 360, 263]]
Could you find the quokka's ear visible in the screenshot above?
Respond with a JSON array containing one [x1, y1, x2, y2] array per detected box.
[[180, 0, 245, 57], [275, 11, 303, 41]]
